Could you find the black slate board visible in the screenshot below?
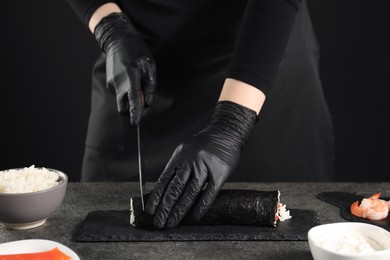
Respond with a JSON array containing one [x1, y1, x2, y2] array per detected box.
[[316, 192, 390, 231], [74, 209, 318, 242]]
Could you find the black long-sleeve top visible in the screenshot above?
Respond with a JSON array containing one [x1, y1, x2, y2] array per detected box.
[[67, 0, 300, 95]]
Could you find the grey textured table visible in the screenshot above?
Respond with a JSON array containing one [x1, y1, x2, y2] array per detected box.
[[1, 182, 389, 260]]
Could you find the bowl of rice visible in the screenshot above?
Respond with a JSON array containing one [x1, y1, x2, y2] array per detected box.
[[308, 222, 390, 260], [0, 165, 68, 230]]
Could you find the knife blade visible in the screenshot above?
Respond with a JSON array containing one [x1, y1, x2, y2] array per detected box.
[[137, 124, 145, 211]]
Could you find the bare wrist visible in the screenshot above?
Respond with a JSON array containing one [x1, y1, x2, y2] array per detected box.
[[88, 3, 122, 33], [218, 78, 265, 115]]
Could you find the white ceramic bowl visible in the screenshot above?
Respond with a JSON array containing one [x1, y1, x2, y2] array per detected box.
[[308, 222, 390, 260], [0, 168, 68, 230]]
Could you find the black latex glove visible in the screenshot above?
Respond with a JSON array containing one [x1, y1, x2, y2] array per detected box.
[[145, 101, 257, 228], [94, 12, 156, 125]]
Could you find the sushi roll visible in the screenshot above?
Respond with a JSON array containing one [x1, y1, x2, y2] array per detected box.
[[130, 189, 291, 228]]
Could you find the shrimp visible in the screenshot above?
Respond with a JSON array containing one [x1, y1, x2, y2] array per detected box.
[[350, 192, 389, 220]]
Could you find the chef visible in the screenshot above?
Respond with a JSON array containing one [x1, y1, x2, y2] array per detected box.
[[67, 0, 334, 228]]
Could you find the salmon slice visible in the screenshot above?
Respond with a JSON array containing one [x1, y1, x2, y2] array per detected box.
[[0, 247, 71, 260]]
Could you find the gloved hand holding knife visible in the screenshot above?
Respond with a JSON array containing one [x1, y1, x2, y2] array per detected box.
[[94, 12, 156, 125], [93, 11, 156, 211]]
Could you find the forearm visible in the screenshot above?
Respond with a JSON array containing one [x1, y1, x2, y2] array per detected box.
[[88, 3, 121, 33], [218, 78, 265, 116], [221, 0, 299, 116], [227, 0, 299, 96]]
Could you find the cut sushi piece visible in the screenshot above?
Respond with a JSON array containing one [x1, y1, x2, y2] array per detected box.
[[130, 189, 291, 228]]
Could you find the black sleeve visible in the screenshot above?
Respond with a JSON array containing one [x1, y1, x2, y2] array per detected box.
[[227, 0, 301, 95], [67, 0, 114, 28]]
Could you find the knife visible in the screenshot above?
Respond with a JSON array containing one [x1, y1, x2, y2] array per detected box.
[[137, 123, 145, 211]]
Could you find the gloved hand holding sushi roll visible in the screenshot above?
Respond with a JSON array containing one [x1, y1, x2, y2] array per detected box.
[[146, 80, 262, 228]]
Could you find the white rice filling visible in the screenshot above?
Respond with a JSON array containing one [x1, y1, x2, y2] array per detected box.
[[0, 165, 59, 193], [129, 198, 135, 226], [277, 191, 292, 222]]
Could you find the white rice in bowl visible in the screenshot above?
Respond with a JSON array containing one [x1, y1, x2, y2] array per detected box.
[[0, 165, 60, 193]]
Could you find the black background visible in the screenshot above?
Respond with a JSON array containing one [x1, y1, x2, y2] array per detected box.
[[1, 1, 388, 182]]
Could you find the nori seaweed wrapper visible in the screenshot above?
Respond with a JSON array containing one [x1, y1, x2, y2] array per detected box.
[[132, 189, 279, 227]]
